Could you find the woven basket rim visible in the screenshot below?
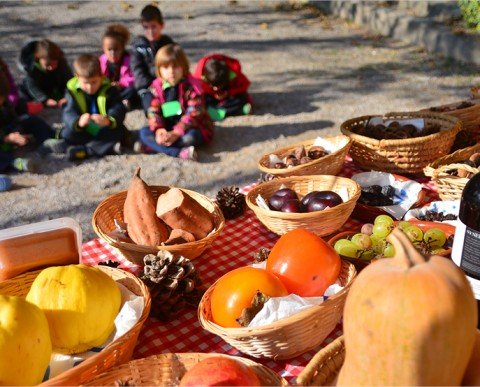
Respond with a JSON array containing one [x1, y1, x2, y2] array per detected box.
[[198, 260, 356, 333], [340, 112, 461, 146], [92, 185, 225, 252], [245, 175, 361, 219], [421, 99, 480, 114], [257, 135, 352, 174]]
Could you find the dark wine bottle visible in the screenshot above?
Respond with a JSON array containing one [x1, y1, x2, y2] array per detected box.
[[452, 172, 480, 328]]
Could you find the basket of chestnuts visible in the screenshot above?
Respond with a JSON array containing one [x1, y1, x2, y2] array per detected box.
[[424, 142, 480, 200], [257, 135, 352, 178], [340, 112, 461, 174]]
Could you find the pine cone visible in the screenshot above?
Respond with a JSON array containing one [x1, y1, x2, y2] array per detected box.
[[216, 186, 245, 220], [141, 251, 203, 320]]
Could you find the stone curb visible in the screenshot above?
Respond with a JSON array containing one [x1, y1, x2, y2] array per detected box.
[[312, 1, 480, 66]]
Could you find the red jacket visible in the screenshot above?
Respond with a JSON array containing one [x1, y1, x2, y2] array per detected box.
[[193, 54, 250, 99]]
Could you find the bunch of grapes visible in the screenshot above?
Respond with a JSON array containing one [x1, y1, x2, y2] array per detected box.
[[333, 215, 450, 261]]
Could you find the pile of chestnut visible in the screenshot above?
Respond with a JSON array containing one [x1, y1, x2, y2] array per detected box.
[[268, 187, 343, 213], [268, 144, 328, 169]]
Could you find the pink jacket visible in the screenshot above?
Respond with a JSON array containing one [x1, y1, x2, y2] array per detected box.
[[99, 53, 135, 89]]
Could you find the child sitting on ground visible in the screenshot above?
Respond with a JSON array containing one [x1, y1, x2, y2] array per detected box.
[[0, 72, 54, 173], [130, 4, 174, 114], [43, 54, 126, 161], [136, 44, 213, 160], [0, 57, 21, 112], [99, 24, 137, 110], [193, 53, 252, 121], [19, 39, 72, 108]]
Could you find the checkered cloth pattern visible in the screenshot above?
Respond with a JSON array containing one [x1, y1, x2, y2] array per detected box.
[[81, 156, 440, 383]]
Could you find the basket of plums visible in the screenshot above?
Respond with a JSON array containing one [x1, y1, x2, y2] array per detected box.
[[328, 214, 455, 271], [245, 175, 361, 236]]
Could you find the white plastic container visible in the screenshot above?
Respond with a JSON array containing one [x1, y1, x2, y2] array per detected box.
[[0, 218, 82, 281]]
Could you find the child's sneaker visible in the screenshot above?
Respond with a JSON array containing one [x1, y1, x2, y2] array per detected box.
[[11, 157, 38, 173], [133, 140, 145, 154], [0, 175, 12, 192], [178, 146, 198, 161], [112, 142, 123, 155], [40, 138, 67, 154], [67, 145, 88, 161]]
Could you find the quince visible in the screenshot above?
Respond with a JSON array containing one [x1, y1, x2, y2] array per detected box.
[[0, 295, 51, 385], [26, 264, 121, 354]]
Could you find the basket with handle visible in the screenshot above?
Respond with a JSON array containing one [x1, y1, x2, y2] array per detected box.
[[245, 175, 361, 237], [0, 265, 151, 386], [419, 99, 480, 134], [82, 352, 288, 386], [295, 335, 345, 386], [198, 260, 356, 360], [92, 186, 225, 265], [257, 135, 352, 178], [340, 111, 461, 174], [424, 142, 480, 200]]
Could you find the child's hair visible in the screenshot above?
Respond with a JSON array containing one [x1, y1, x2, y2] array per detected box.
[[140, 4, 164, 24], [35, 39, 63, 61], [103, 24, 130, 48], [73, 54, 102, 78], [0, 71, 10, 99], [155, 44, 189, 78], [204, 59, 229, 89]]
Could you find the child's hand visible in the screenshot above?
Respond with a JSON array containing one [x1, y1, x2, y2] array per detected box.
[[4, 132, 29, 146], [90, 114, 110, 127], [57, 98, 67, 107], [213, 90, 228, 100], [154, 128, 168, 145], [163, 131, 180, 146], [45, 98, 58, 107], [78, 113, 91, 128], [148, 116, 160, 130]]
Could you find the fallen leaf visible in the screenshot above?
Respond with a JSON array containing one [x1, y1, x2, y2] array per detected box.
[[67, 3, 79, 9], [259, 22, 269, 30], [121, 1, 133, 11]]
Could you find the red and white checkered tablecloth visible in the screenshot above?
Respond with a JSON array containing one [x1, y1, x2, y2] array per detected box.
[[81, 157, 440, 384]]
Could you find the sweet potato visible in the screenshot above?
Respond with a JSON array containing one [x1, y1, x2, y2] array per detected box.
[[156, 188, 214, 240], [163, 229, 196, 245], [123, 168, 169, 246]]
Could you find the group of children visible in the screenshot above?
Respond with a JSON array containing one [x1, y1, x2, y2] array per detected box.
[[0, 4, 252, 181]]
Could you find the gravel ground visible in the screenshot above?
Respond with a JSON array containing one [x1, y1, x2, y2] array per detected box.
[[0, 1, 478, 241]]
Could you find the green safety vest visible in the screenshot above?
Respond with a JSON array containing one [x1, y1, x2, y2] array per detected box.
[[66, 77, 111, 115]]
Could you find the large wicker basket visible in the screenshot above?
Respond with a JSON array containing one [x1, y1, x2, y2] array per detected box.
[[92, 186, 225, 265], [424, 142, 480, 200], [257, 135, 352, 178], [198, 260, 356, 360], [296, 335, 345, 386], [83, 352, 288, 386], [245, 175, 361, 237], [340, 112, 461, 174], [420, 99, 480, 133], [0, 265, 151, 386]]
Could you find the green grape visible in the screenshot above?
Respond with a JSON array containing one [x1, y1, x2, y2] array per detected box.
[[372, 238, 386, 255], [351, 233, 372, 249], [423, 228, 447, 248], [334, 239, 362, 258], [397, 221, 412, 231], [374, 215, 394, 227], [403, 225, 423, 243], [359, 249, 375, 261], [383, 242, 395, 258], [372, 223, 392, 238]]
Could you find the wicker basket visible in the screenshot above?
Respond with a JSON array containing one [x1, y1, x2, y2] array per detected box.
[[0, 265, 151, 386], [340, 112, 461, 174], [245, 175, 361, 237], [296, 335, 345, 386], [92, 186, 225, 265], [420, 99, 480, 133], [471, 86, 480, 99], [257, 135, 352, 178], [83, 352, 288, 386], [424, 142, 480, 200], [198, 260, 356, 360]]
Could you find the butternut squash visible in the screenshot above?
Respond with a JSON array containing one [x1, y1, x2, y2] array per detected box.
[[124, 168, 169, 246], [338, 228, 478, 386], [463, 329, 480, 386]]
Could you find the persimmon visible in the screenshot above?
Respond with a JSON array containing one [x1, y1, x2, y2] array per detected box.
[[210, 267, 288, 328], [266, 228, 341, 297]]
